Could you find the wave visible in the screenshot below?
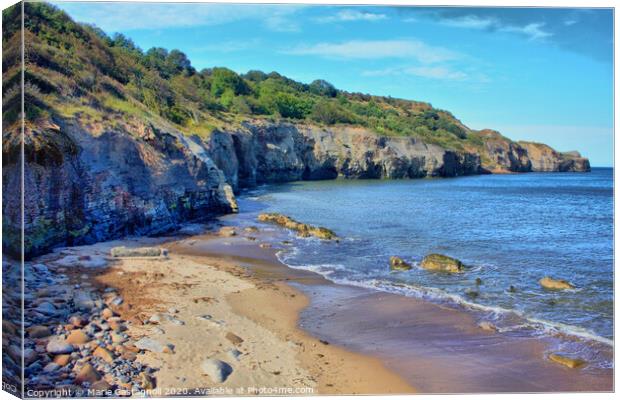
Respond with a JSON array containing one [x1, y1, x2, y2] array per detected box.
[[275, 250, 614, 352]]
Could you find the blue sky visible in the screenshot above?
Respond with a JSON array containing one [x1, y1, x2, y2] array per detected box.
[[53, 2, 614, 166]]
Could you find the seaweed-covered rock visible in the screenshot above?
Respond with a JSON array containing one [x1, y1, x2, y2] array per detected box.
[[548, 353, 585, 368], [389, 256, 412, 271], [257, 213, 337, 240], [420, 254, 465, 273], [110, 246, 167, 258]]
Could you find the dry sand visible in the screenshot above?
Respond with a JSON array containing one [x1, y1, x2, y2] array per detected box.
[[86, 234, 414, 396]]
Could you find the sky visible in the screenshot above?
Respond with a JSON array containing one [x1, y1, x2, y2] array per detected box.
[[53, 2, 614, 166]]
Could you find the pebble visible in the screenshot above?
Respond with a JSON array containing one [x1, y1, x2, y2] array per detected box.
[[201, 359, 233, 383], [43, 363, 61, 373], [93, 347, 115, 364], [53, 354, 72, 367], [225, 332, 244, 346], [134, 338, 170, 353], [47, 339, 74, 355], [227, 348, 243, 361], [138, 372, 156, 389], [109, 296, 123, 306], [478, 321, 498, 332], [28, 325, 52, 339], [35, 302, 58, 316], [66, 330, 90, 345], [69, 316, 86, 328], [101, 308, 115, 320], [75, 363, 101, 384]]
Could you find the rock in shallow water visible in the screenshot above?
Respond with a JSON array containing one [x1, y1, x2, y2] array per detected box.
[[201, 359, 233, 383], [389, 256, 412, 271], [548, 353, 586, 368], [218, 227, 237, 237], [420, 254, 465, 273], [539, 277, 574, 290]]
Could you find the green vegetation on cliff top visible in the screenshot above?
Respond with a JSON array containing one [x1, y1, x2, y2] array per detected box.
[[4, 2, 496, 152]]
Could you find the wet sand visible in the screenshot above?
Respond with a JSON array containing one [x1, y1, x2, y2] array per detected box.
[[172, 228, 613, 393]]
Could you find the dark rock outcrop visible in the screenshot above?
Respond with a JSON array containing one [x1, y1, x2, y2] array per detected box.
[[208, 121, 483, 190], [2, 119, 237, 258], [518, 142, 591, 172], [478, 130, 532, 172]]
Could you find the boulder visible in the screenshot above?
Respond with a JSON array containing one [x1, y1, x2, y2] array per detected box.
[[3, 320, 17, 335], [90, 380, 112, 392], [75, 363, 101, 384], [69, 315, 86, 328], [46, 338, 74, 355], [66, 330, 90, 345], [138, 372, 156, 390], [225, 332, 244, 346], [201, 359, 233, 383], [28, 325, 52, 339], [539, 277, 574, 290], [420, 254, 465, 273], [134, 337, 172, 353], [218, 227, 237, 237], [257, 213, 337, 240], [548, 353, 585, 368], [53, 354, 72, 367], [93, 347, 115, 364], [101, 308, 116, 320], [389, 256, 412, 271], [110, 246, 165, 258], [35, 302, 58, 316], [478, 322, 497, 332]]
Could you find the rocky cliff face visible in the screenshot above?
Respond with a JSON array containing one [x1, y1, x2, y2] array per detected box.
[[207, 121, 483, 190], [2, 118, 590, 259], [2, 119, 237, 258], [518, 141, 591, 172], [206, 122, 590, 192], [475, 130, 590, 173]]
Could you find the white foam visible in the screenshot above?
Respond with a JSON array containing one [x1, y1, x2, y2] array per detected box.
[[276, 252, 614, 350]]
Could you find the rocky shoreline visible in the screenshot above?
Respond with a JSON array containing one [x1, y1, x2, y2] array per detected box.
[[3, 221, 413, 397], [4, 118, 590, 260]]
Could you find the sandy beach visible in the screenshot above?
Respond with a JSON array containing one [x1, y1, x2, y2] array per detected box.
[[12, 218, 612, 396]]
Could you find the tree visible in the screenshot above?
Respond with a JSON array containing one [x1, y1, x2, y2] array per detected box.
[[310, 101, 350, 124], [165, 49, 194, 76], [309, 79, 337, 97], [209, 68, 249, 97], [274, 93, 312, 119]]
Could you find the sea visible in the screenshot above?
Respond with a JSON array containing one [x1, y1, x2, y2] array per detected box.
[[235, 168, 614, 366]]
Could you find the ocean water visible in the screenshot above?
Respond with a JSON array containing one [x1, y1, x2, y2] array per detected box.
[[237, 168, 614, 351]]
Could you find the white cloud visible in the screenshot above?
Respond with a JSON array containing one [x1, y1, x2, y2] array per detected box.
[[54, 2, 303, 33], [438, 13, 553, 41], [564, 19, 578, 26], [316, 10, 387, 23], [404, 66, 467, 80], [362, 66, 468, 81], [190, 39, 262, 53], [286, 39, 459, 63], [441, 15, 497, 30], [500, 22, 553, 40]]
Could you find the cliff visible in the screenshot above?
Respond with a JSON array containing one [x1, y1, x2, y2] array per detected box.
[[518, 141, 591, 172], [2, 3, 590, 258], [2, 117, 237, 259], [207, 122, 482, 190]]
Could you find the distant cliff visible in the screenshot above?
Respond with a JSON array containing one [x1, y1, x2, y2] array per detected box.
[[206, 122, 589, 191], [2, 3, 590, 258]]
